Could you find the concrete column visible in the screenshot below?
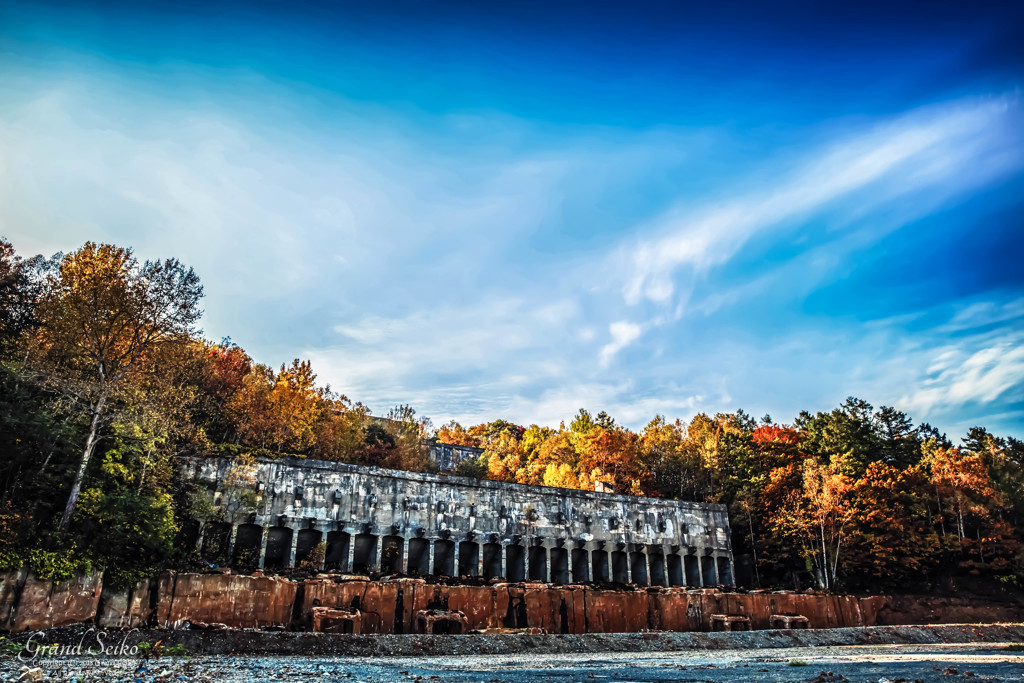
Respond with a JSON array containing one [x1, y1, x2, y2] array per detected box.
[[625, 548, 633, 585], [287, 528, 300, 568], [225, 524, 239, 561], [194, 521, 206, 555], [257, 525, 271, 569], [347, 533, 357, 574], [695, 553, 704, 587], [477, 542, 485, 578], [660, 545, 671, 587], [402, 537, 410, 576], [500, 543, 508, 579], [318, 530, 328, 572], [428, 539, 436, 576]]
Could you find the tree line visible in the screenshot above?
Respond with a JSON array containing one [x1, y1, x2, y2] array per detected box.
[[0, 239, 1020, 592]]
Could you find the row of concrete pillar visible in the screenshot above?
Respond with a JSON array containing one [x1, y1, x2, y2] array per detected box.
[[194, 522, 735, 587]]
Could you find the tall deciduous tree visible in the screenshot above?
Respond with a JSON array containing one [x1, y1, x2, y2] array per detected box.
[[31, 243, 203, 530]]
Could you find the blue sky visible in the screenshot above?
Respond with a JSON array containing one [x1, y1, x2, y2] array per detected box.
[[2, 1, 1023, 439]]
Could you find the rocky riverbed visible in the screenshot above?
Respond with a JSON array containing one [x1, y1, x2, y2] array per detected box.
[[4, 643, 1024, 683], [3, 624, 1022, 682]]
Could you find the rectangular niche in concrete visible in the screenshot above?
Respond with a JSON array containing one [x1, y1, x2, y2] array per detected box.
[[407, 538, 430, 576], [701, 555, 717, 586], [550, 547, 569, 584], [264, 526, 293, 569], [232, 523, 263, 568], [685, 554, 700, 586], [295, 529, 323, 567], [458, 541, 479, 577], [325, 530, 350, 571], [353, 533, 378, 574], [648, 549, 666, 586], [505, 544, 525, 582], [202, 522, 231, 564], [433, 539, 455, 576], [611, 551, 628, 584], [629, 551, 648, 586], [571, 548, 590, 583], [717, 556, 734, 586], [592, 550, 610, 583], [667, 553, 684, 587], [380, 535, 403, 574], [482, 543, 502, 579], [527, 546, 547, 582]]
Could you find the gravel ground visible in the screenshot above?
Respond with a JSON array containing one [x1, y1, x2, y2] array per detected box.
[[4, 643, 1024, 683]]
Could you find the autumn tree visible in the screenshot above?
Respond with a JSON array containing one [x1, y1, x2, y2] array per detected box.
[[0, 238, 47, 356], [30, 243, 202, 530]]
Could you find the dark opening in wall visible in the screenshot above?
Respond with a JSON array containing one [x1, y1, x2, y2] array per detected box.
[[550, 547, 569, 584], [433, 539, 455, 576], [717, 555, 733, 586], [295, 529, 322, 567], [611, 551, 628, 584], [505, 544, 525, 582], [232, 523, 263, 568], [202, 522, 231, 564], [701, 555, 717, 586], [648, 549, 666, 586], [431, 619, 462, 634], [592, 549, 610, 583], [381, 535, 403, 574], [265, 526, 293, 569], [527, 546, 547, 582], [667, 553, 684, 587], [629, 551, 648, 586], [482, 543, 502, 579], [325, 530, 350, 571], [571, 548, 590, 582], [458, 541, 479, 577], [685, 554, 701, 587], [407, 538, 430, 576], [178, 520, 200, 554], [353, 533, 378, 574]]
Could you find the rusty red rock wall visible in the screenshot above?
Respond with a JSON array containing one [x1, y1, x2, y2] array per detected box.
[[0, 570, 1017, 635], [155, 572, 298, 629], [0, 569, 103, 632]]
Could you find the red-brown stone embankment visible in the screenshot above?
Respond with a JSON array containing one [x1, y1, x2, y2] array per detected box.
[[3, 568, 1023, 634]]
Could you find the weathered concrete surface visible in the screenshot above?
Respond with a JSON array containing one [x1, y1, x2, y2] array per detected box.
[[181, 455, 735, 585], [0, 568, 102, 632]]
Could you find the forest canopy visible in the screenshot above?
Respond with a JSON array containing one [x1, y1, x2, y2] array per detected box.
[[1, 239, 1021, 592]]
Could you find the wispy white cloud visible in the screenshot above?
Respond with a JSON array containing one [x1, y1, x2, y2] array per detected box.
[[898, 330, 1024, 418], [598, 321, 644, 367], [623, 96, 1021, 307]]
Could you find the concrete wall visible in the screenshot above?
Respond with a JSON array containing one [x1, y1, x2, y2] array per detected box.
[[182, 456, 734, 587], [426, 441, 485, 474]]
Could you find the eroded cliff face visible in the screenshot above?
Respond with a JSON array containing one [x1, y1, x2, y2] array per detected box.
[[3, 570, 1021, 635]]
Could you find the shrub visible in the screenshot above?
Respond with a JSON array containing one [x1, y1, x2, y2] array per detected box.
[[27, 548, 92, 583]]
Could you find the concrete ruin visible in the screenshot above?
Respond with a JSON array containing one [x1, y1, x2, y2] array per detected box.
[[181, 455, 736, 588]]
